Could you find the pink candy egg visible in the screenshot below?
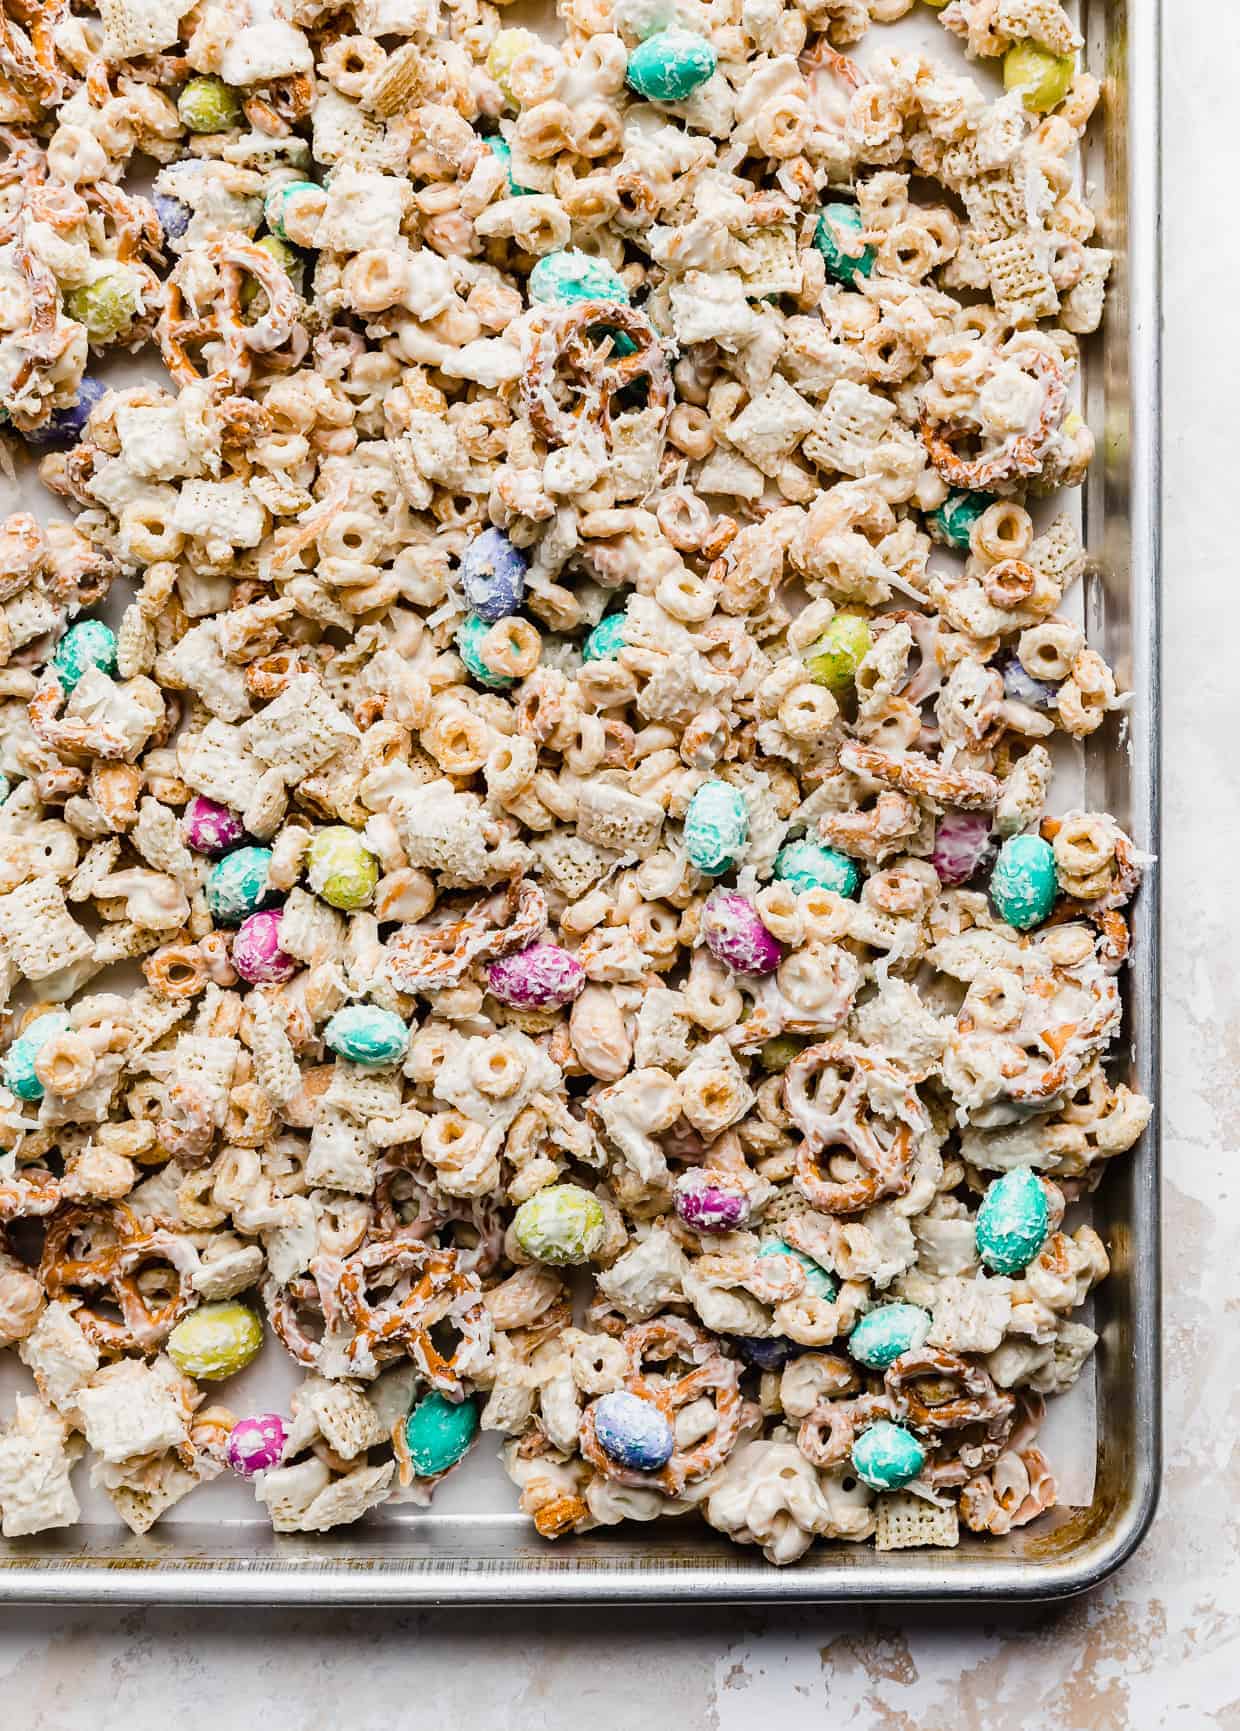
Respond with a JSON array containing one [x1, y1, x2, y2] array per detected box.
[[931, 811, 997, 887], [487, 942, 586, 1008], [232, 908, 297, 983], [674, 1169, 751, 1232], [183, 795, 245, 856], [702, 893, 782, 975], [226, 1412, 287, 1477]]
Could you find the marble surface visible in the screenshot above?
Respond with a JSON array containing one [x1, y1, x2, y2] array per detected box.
[[2, 11, 1229, 1730]]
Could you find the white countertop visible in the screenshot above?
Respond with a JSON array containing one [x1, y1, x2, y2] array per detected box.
[[2, 9, 1223, 1727]]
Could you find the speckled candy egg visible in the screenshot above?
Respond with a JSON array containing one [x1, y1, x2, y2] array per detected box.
[[928, 488, 993, 550], [459, 527, 527, 620], [989, 834, 1058, 930], [154, 192, 191, 242], [404, 1392, 479, 1476], [183, 796, 245, 856], [931, 812, 996, 887], [625, 28, 717, 101], [805, 614, 871, 692], [52, 619, 117, 693], [848, 1303, 932, 1370], [591, 1390, 675, 1472], [702, 893, 782, 975], [529, 250, 631, 307], [975, 1168, 1051, 1275], [774, 839, 860, 899], [306, 826, 379, 911], [2, 1011, 72, 1102], [513, 1183, 606, 1265], [324, 1004, 409, 1068], [487, 942, 586, 1009], [231, 909, 297, 984], [998, 652, 1058, 712], [456, 613, 516, 689], [227, 1413, 287, 1477], [851, 1421, 926, 1491], [813, 202, 875, 286], [674, 1169, 751, 1233], [167, 1302, 263, 1381], [732, 1334, 800, 1371], [206, 845, 273, 925], [758, 1237, 837, 1300], [683, 779, 749, 876], [582, 612, 627, 662], [22, 376, 106, 448]]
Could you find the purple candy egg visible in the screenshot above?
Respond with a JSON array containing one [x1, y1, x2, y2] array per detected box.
[[227, 1412, 287, 1477], [674, 1169, 751, 1233], [487, 942, 586, 1008], [702, 893, 782, 975], [931, 811, 998, 887], [183, 795, 245, 856], [232, 909, 297, 983]]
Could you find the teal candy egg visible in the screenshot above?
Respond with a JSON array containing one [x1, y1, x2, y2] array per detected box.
[[976, 1167, 1050, 1275], [456, 613, 516, 689], [529, 250, 630, 307], [513, 1183, 606, 1265], [582, 613, 627, 662], [683, 779, 749, 876], [625, 29, 717, 101], [989, 834, 1058, 930], [929, 489, 993, 550], [324, 1004, 409, 1068], [265, 179, 322, 241], [487, 136, 532, 196], [3, 1011, 72, 1102], [53, 619, 117, 693], [813, 202, 875, 286], [404, 1391, 479, 1476], [848, 1304, 932, 1370], [758, 1237, 836, 1300], [206, 845, 273, 926], [851, 1421, 926, 1491], [774, 839, 860, 899]]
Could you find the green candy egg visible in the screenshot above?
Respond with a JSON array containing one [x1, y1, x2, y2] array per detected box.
[[64, 267, 142, 342], [457, 614, 516, 689], [805, 614, 872, 692], [404, 1391, 479, 1476], [487, 136, 532, 196], [264, 179, 322, 242], [758, 1237, 836, 1300], [625, 28, 717, 102], [487, 27, 538, 102], [178, 75, 243, 134], [53, 619, 117, 694], [582, 613, 628, 662], [513, 1183, 606, 1265], [848, 1303, 932, 1370], [976, 1167, 1051, 1275], [1003, 42, 1076, 113], [324, 1004, 409, 1068], [3, 1011, 72, 1102], [813, 202, 875, 287], [306, 826, 379, 911], [773, 839, 860, 899], [928, 489, 994, 550], [851, 1421, 926, 1491], [989, 834, 1058, 930], [529, 250, 630, 307], [683, 779, 749, 877], [757, 1034, 810, 1074], [167, 1302, 263, 1381], [206, 845, 273, 926]]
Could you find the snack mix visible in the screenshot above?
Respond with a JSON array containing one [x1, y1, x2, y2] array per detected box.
[[0, 0, 1152, 1563]]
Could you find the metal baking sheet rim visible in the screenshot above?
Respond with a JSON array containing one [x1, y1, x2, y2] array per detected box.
[[0, 0, 1162, 1604]]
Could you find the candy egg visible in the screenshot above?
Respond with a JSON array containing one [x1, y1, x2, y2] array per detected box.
[[53, 619, 117, 694], [1003, 42, 1076, 113], [178, 74, 242, 133], [757, 1034, 811, 1074], [231, 909, 297, 984], [264, 179, 324, 243], [851, 1421, 926, 1491], [487, 27, 539, 102], [486, 135, 532, 196], [154, 192, 191, 242], [774, 838, 860, 898], [732, 1334, 800, 1371], [590, 1390, 675, 1472], [65, 265, 142, 341], [513, 1183, 606, 1265], [683, 779, 749, 876], [975, 1167, 1051, 1275], [487, 942, 586, 1009], [582, 612, 627, 662], [529, 250, 631, 307], [928, 488, 993, 550], [931, 811, 996, 887], [456, 613, 516, 689], [22, 376, 107, 448], [625, 28, 717, 101], [306, 825, 379, 911], [848, 1303, 932, 1370], [167, 1302, 263, 1381], [459, 527, 527, 621], [206, 845, 273, 925], [702, 892, 782, 975], [813, 202, 875, 286], [2, 1011, 72, 1102], [403, 1391, 479, 1476], [226, 1413, 287, 1477], [805, 614, 872, 692], [324, 1004, 409, 1068], [183, 796, 245, 857], [998, 652, 1057, 712], [758, 1237, 837, 1300], [988, 834, 1058, 930], [673, 1169, 751, 1233]]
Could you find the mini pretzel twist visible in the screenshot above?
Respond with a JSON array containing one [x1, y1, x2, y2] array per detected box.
[[158, 237, 307, 387], [522, 301, 671, 449], [787, 1042, 929, 1215], [40, 1202, 200, 1352], [920, 349, 1068, 491], [885, 1346, 1016, 1485]]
